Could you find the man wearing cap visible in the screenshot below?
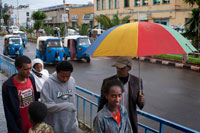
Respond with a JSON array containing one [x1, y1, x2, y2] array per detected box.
[[98, 57, 145, 133]]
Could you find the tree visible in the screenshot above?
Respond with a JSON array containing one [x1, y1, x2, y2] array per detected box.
[[184, 8, 199, 49], [3, 14, 10, 26], [44, 26, 54, 36], [58, 24, 65, 37], [32, 11, 46, 37], [95, 12, 130, 30], [27, 27, 34, 39], [184, 0, 200, 50], [75, 23, 90, 35], [69, 23, 90, 35]]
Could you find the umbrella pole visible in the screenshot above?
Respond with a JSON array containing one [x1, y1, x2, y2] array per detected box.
[[138, 57, 142, 96]]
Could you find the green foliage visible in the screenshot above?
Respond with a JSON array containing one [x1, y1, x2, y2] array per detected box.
[[44, 26, 54, 36], [27, 35, 37, 40], [27, 28, 34, 34], [32, 11, 46, 20], [58, 24, 65, 37], [3, 14, 10, 26], [184, 0, 200, 6], [156, 54, 200, 64], [95, 13, 130, 30], [34, 20, 43, 31], [183, 0, 200, 49], [69, 24, 90, 35], [32, 11, 47, 35], [76, 24, 90, 35], [183, 8, 199, 48]]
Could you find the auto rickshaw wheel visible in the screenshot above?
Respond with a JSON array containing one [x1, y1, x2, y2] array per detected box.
[[85, 57, 90, 63]]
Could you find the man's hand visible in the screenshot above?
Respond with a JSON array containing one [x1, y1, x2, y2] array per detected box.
[[138, 94, 145, 105]]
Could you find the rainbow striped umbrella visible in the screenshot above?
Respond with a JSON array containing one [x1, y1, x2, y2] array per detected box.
[[85, 22, 197, 57]]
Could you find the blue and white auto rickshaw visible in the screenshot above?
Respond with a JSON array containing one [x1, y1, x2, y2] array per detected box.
[[63, 35, 91, 63], [3, 35, 23, 57], [13, 31, 28, 48], [36, 36, 64, 63]]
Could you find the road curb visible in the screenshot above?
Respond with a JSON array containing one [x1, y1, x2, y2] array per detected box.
[[139, 57, 200, 72]]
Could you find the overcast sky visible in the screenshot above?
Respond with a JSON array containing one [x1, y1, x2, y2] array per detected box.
[[2, 0, 93, 9]]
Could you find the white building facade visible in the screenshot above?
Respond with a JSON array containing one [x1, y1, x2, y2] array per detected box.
[[10, 6, 35, 28]]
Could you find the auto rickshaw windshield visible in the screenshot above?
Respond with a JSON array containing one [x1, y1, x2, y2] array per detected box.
[[78, 38, 90, 46], [46, 40, 62, 48], [9, 38, 22, 44]]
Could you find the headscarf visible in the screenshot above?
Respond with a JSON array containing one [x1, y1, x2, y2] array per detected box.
[[32, 58, 48, 79], [32, 58, 49, 92]]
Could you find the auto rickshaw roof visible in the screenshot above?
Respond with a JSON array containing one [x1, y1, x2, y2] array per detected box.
[[4, 34, 20, 39], [37, 36, 61, 41], [13, 31, 25, 34], [64, 35, 88, 40]]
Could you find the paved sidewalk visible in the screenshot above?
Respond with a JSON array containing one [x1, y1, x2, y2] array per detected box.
[[0, 73, 8, 133]]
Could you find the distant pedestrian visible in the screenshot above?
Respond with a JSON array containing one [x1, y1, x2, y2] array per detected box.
[[93, 80, 132, 133], [41, 61, 78, 133], [2, 55, 40, 133], [28, 101, 54, 133]]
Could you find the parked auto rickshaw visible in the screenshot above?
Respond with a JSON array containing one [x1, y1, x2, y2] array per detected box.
[[63, 35, 91, 63], [36, 36, 64, 63], [3, 35, 23, 57], [13, 31, 28, 47]]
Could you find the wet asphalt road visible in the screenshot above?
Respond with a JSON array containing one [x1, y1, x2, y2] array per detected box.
[[0, 37, 200, 132]]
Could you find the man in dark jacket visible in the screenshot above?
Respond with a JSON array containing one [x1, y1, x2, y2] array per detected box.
[[98, 57, 145, 133], [2, 55, 40, 133]]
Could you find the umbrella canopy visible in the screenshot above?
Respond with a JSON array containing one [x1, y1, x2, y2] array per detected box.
[[85, 22, 197, 57]]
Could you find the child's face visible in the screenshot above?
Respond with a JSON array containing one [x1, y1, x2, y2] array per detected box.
[[34, 63, 42, 72], [105, 86, 122, 108]]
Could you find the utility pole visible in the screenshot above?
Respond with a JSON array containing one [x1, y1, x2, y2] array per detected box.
[[63, 0, 66, 35], [17, 0, 19, 26]]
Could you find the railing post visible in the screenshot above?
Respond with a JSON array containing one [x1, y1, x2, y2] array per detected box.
[[76, 96, 79, 118], [90, 103, 93, 128], [159, 123, 163, 133], [83, 99, 86, 123]]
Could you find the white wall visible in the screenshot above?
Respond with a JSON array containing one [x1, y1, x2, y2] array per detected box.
[[10, 8, 35, 28]]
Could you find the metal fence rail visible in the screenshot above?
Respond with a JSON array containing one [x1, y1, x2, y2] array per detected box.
[[0, 54, 17, 76], [0, 54, 199, 133]]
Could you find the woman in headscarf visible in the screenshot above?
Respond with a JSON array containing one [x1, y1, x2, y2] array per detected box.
[[32, 58, 49, 92]]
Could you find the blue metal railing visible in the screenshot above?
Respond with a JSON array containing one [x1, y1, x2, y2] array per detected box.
[[0, 54, 199, 133], [0, 54, 17, 76]]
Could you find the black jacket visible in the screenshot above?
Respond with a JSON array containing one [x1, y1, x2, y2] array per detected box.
[[98, 74, 144, 133], [2, 74, 40, 133]]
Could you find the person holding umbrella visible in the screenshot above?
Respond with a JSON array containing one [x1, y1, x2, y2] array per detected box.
[[98, 57, 145, 133]]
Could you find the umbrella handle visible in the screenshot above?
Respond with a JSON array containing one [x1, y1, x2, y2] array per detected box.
[[139, 89, 142, 96]]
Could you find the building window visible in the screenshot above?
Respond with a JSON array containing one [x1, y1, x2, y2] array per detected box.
[[163, 0, 170, 4], [102, 0, 106, 10], [72, 22, 77, 28], [109, 0, 113, 9], [135, 0, 140, 6], [115, 0, 119, 8], [26, 12, 29, 16], [154, 19, 169, 26], [153, 0, 160, 4], [143, 0, 148, 5], [124, 0, 129, 7], [97, 0, 101, 10]]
